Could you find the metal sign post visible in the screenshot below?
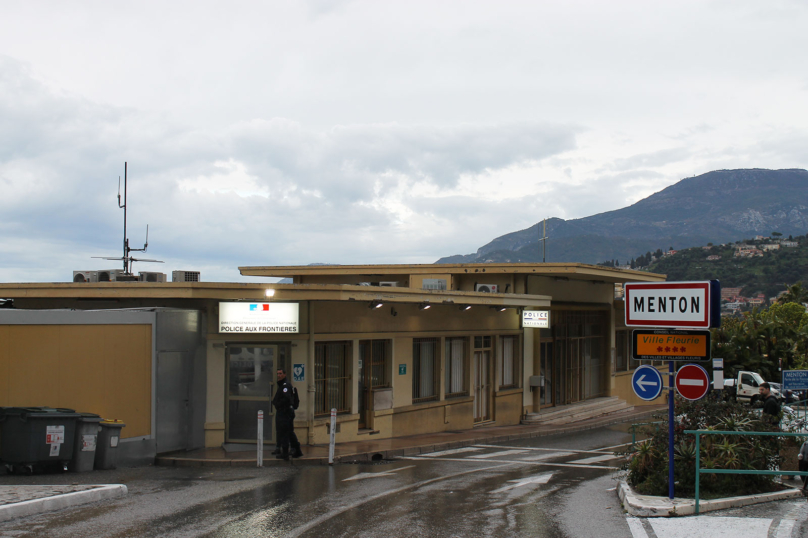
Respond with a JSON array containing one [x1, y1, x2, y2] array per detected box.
[[625, 279, 720, 502], [257, 410, 264, 468], [328, 408, 337, 465]]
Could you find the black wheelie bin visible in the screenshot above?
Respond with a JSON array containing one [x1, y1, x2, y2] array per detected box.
[[0, 407, 79, 474]]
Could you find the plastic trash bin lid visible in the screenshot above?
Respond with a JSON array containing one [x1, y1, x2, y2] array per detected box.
[[77, 412, 103, 422], [100, 419, 126, 426]]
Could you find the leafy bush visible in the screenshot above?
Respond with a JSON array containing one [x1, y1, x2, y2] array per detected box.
[[625, 394, 782, 498]]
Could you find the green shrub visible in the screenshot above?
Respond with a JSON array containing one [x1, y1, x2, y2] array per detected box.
[[625, 394, 782, 498]]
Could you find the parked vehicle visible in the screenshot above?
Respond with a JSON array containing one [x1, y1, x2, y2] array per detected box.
[[723, 371, 785, 405]]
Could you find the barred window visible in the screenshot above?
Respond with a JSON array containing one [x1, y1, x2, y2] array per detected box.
[[445, 337, 468, 398], [498, 336, 519, 388], [315, 341, 350, 416], [413, 338, 439, 403], [360, 339, 391, 388]]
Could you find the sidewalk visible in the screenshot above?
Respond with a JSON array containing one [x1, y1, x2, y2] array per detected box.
[[0, 405, 663, 522], [156, 405, 666, 467]]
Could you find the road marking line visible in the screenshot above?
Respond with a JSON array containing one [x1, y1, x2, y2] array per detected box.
[[422, 447, 485, 457], [775, 519, 795, 538], [626, 517, 649, 538], [469, 449, 529, 459], [342, 465, 415, 481], [398, 456, 619, 470], [473, 444, 616, 455], [650, 516, 771, 537], [567, 454, 618, 465], [491, 472, 554, 493], [519, 451, 574, 461]]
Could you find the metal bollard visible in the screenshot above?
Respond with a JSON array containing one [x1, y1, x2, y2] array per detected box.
[[257, 410, 264, 467], [328, 408, 336, 465]]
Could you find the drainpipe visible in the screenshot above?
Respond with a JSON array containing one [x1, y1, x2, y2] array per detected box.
[[307, 300, 316, 446]]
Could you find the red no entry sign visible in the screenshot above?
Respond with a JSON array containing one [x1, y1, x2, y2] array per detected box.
[[675, 364, 710, 401]]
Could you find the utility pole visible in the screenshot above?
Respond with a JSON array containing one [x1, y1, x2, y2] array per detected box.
[[538, 218, 548, 263]]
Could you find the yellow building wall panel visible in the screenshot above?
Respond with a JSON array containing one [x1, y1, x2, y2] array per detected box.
[[494, 391, 523, 425], [0, 324, 152, 438]]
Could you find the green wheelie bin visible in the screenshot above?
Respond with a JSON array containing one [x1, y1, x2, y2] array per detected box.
[[0, 407, 79, 474]]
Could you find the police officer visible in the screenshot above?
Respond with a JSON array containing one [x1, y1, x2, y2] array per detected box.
[[272, 368, 303, 460]]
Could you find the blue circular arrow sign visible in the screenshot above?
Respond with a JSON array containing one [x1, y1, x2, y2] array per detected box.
[[632, 365, 664, 401]]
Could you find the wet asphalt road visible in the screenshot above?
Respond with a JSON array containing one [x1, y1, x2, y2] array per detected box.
[[2, 423, 807, 537]]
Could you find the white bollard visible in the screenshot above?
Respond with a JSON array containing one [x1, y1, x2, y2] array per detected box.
[[257, 410, 264, 467], [328, 408, 336, 465]]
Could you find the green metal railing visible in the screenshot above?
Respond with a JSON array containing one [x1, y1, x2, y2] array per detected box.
[[628, 421, 663, 450], [685, 429, 808, 514]]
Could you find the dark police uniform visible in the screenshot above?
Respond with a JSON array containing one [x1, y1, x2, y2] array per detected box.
[[272, 378, 302, 459]]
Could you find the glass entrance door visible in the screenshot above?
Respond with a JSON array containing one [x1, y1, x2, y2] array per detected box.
[[226, 345, 276, 443]]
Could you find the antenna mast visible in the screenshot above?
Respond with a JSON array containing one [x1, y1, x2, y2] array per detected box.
[[538, 218, 548, 263], [93, 162, 163, 274]]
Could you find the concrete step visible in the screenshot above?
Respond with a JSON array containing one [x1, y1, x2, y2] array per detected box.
[[522, 397, 633, 425]]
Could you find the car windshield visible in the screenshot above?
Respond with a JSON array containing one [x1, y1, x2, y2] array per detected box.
[[752, 372, 765, 385]]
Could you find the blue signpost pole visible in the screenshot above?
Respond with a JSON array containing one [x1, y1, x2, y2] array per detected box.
[[668, 360, 675, 500]]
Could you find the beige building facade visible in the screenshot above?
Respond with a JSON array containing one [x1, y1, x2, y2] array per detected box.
[[0, 262, 665, 461]]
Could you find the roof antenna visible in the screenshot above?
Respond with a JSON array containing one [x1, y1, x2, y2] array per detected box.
[[93, 162, 163, 275]]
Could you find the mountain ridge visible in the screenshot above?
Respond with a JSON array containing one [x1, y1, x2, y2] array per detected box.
[[437, 168, 808, 265]]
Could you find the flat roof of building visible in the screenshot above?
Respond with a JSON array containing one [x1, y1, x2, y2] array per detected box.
[[239, 262, 665, 284], [0, 282, 552, 307]]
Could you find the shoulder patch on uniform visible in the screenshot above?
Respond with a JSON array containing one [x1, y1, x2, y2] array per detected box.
[[283, 387, 288, 392]]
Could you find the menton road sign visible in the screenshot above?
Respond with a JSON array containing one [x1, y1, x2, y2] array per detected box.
[[624, 281, 720, 329]]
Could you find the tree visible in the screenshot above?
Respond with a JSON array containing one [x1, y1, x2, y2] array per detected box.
[[772, 232, 783, 237]]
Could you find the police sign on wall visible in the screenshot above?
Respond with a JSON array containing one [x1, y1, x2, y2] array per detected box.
[[522, 310, 550, 328], [219, 302, 299, 333]]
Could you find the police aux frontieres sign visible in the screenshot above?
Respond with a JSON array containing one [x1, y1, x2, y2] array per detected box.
[[624, 281, 718, 329], [219, 302, 299, 333]]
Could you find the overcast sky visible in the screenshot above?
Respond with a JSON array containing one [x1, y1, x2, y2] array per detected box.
[[2, 0, 807, 283]]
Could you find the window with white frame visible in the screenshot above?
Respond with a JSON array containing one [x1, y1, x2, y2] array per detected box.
[[413, 338, 439, 403], [445, 337, 468, 398], [498, 335, 519, 389]]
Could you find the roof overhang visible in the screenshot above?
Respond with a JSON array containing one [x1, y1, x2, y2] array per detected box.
[[0, 282, 551, 308], [239, 262, 665, 284]]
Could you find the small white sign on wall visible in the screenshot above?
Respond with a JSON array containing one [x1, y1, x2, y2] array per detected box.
[[219, 302, 299, 334], [522, 310, 550, 328]]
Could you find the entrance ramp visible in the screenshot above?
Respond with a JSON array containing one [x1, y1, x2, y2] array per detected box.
[[521, 396, 633, 425]]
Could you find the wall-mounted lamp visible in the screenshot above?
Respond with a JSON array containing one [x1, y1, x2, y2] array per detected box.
[[369, 300, 384, 309], [418, 302, 431, 310], [459, 305, 472, 311], [490, 306, 507, 312], [265, 289, 276, 298], [553, 276, 570, 282], [391, 307, 398, 317]]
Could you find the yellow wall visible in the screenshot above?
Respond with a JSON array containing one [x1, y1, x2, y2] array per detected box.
[[0, 324, 152, 438], [313, 300, 518, 335], [494, 389, 523, 424], [528, 276, 614, 303]]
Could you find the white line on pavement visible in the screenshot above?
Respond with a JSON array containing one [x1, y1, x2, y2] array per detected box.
[[567, 454, 618, 465], [473, 444, 616, 455], [519, 451, 574, 462], [398, 456, 619, 470], [626, 517, 649, 538], [469, 450, 529, 459], [491, 472, 554, 493], [422, 447, 485, 457], [775, 519, 795, 538]]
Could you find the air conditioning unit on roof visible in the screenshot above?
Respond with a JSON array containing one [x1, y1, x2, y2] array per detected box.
[[73, 271, 98, 283], [379, 281, 398, 287], [475, 284, 499, 293], [97, 269, 128, 282], [172, 270, 201, 282], [139, 271, 167, 283]]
